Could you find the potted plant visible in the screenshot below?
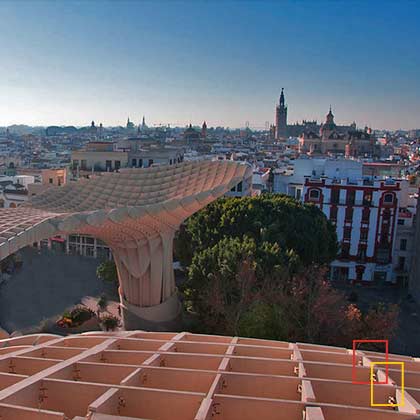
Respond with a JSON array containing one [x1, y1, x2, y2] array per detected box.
[[100, 314, 120, 331]]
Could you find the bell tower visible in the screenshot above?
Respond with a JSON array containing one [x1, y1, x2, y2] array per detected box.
[[275, 88, 288, 140]]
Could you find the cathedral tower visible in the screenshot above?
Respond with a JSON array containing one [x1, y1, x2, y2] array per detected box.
[[201, 121, 207, 139], [275, 88, 288, 139]]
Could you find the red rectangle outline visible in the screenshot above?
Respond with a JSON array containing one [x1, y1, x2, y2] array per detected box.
[[352, 339, 388, 385]]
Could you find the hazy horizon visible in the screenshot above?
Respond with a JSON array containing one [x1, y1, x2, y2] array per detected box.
[[0, 1, 419, 130], [0, 119, 417, 132]]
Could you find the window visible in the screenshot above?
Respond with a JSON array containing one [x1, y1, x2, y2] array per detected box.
[[105, 160, 112, 171], [346, 190, 356, 206], [69, 244, 78, 255], [114, 160, 121, 171], [69, 235, 80, 243], [309, 189, 320, 200], [383, 193, 394, 204], [329, 206, 338, 221], [148, 159, 154, 166], [49, 178, 53, 184], [400, 238, 407, 251], [398, 219, 405, 225], [80, 159, 87, 170], [296, 189, 302, 200], [72, 160, 79, 168], [341, 243, 350, 259], [237, 181, 243, 192], [345, 207, 353, 222], [360, 229, 368, 241], [357, 245, 367, 261], [86, 246, 94, 257], [138, 158, 143, 168], [132, 158, 137, 167], [343, 226, 352, 240], [362, 208, 370, 223], [380, 226, 390, 244], [330, 189, 340, 204], [355, 264, 365, 280]]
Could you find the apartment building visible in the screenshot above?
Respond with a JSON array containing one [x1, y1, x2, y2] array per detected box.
[[71, 140, 184, 173], [274, 158, 416, 283]]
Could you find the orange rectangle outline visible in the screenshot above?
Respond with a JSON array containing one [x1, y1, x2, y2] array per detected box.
[[370, 361, 404, 407]]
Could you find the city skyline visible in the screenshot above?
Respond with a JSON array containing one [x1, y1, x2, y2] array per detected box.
[[0, 1, 419, 130]]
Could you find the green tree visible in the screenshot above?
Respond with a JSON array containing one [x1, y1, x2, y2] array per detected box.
[[175, 194, 338, 268], [96, 260, 118, 283], [238, 302, 285, 340], [186, 235, 292, 334], [180, 194, 339, 340]]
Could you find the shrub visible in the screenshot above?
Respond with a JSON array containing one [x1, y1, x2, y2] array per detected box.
[[101, 314, 120, 331], [97, 294, 108, 312], [69, 306, 94, 326]]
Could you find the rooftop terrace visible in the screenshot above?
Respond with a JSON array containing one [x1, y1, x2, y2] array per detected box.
[[0, 331, 418, 419]]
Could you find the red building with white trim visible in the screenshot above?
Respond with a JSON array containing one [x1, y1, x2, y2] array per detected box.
[[273, 158, 416, 284], [304, 176, 400, 283]]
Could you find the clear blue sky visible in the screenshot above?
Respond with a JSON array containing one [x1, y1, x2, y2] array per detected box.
[[0, 0, 419, 130]]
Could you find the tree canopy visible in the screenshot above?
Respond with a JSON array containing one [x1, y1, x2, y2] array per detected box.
[[176, 194, 338, 268], [96, 260, 118, 283]]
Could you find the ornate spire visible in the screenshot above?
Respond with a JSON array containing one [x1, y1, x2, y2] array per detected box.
[[326, 106, 334, 121], [280, 88, 285, 107]]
